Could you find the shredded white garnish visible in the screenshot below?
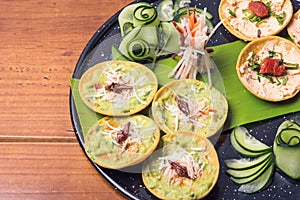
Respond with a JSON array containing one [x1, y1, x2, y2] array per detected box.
[[164, 93, 213, 131], [87, 64, 150, 106], [169, 7, 224, 86], [100, 120, 144, 153], [158, 147, 207, 185]]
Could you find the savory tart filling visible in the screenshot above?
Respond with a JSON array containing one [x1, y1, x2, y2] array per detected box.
[[151, 79, 228, 138], [84, 115, 160, 169], [79, 60, 158, 116], [219, 0, 293, 41], [142, 132, 219, 200], [287, 10, 300, 48], [236, 36, 300, 101]]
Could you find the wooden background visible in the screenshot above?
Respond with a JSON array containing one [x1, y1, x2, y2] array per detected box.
[[0, 0, 133, 199]]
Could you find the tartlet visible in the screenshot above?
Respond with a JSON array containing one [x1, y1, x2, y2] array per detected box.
[[219, 0, 293, 41], [79, 60, 158, 116], [142, 132, 219, 200], [236, 36, 300, 101], [84, 114, 160, 169], [151, 79, 228, 138]]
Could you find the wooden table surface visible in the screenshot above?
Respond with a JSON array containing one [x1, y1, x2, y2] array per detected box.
[[0, 0, 133, 199]]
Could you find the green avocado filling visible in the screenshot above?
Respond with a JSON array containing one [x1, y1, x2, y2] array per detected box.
[[152, 80, 227, 137], [143, 133, 218, 199], [81, 62, 156, 114], [85, 115, 158, 168]]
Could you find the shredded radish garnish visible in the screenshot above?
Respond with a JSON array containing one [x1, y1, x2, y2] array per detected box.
[[164, 93, 214, 131], [158, 147, 206, 184], [168, 7, 223, 86], [88, 64, 149, 106], [100, 121, 143, 153]]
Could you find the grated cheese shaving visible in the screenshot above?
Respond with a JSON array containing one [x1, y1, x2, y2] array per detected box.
[[164, 92, 214, 131], [158, 146, 207, 184], [100, 120, 145, 153], [87, 64, 150, 106]]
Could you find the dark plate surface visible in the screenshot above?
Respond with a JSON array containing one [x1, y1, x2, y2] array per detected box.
[[70, 0, 300, 199]]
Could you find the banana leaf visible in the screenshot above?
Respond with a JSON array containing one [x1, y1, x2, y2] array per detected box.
[[70, 40, 300, 137]]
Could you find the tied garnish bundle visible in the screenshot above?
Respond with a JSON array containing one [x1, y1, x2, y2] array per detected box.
[[168, 7, 223, 85]]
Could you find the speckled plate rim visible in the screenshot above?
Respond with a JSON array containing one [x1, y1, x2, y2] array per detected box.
[[69, 2, 141, 199]]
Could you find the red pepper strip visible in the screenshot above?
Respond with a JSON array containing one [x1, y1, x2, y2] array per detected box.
[[172, 21, 185, 34], [260, 58, 286, 76]]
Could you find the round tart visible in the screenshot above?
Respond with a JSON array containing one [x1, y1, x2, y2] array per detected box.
[[151, 79, 228, 138], [79, 60, 158, 116], [287, 9, 300, 48], [219, 0, 293, 41], [142, 132, 219, 200], [236, 36, 300, 101], [84, 114, 160, 169]]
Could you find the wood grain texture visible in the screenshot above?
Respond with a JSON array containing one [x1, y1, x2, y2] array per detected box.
[[0, 143, 124, 200], [0, 0, 132, 199]]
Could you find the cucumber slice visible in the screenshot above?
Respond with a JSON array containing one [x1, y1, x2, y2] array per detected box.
[[174, 0, 191, 11], [111, 44, 130, 61], [118, 3, 144, 37], [118, 2, 159, 37], [229, 156, 272, 184], [157, 0, 174, 22], [156, 22, 180, 56], [234, 126, 271, 152], [230, 129, 269, 157], [118, 26, 158, 59], [273, 120, 300, 180], [277, 128, 300, 147], [227, 155, 271, 179], [133, 4, 160, 27], [118, 26, 142, 58], [225, 152, 270, 170], [238, 162, 275, 193]]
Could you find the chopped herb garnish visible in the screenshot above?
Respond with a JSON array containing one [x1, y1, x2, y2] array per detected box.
[[275, 77, 281, 85], [268, 50, 282, 59], [257, 73, 289, 85], [249, 61, 261, 71], [281, 77, 288, 85], [266, 2, 272, 14], [242, 8, 249, 13], [249, 13, 262, 23], [275, 11, 285, 25], [247, 52, 261, 71], [255, 19, 267, 27], [284, 62, 299, 70], [275, 77, 288, 85], [228, 9, 237, 18], [268, 50, 275, 58], [258, 74, 275, 84]]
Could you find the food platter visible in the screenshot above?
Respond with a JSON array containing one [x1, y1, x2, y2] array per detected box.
[[70, 0, 300, 199]]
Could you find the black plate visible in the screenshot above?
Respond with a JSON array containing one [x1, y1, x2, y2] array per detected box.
[[70, 0, 300, 199]]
